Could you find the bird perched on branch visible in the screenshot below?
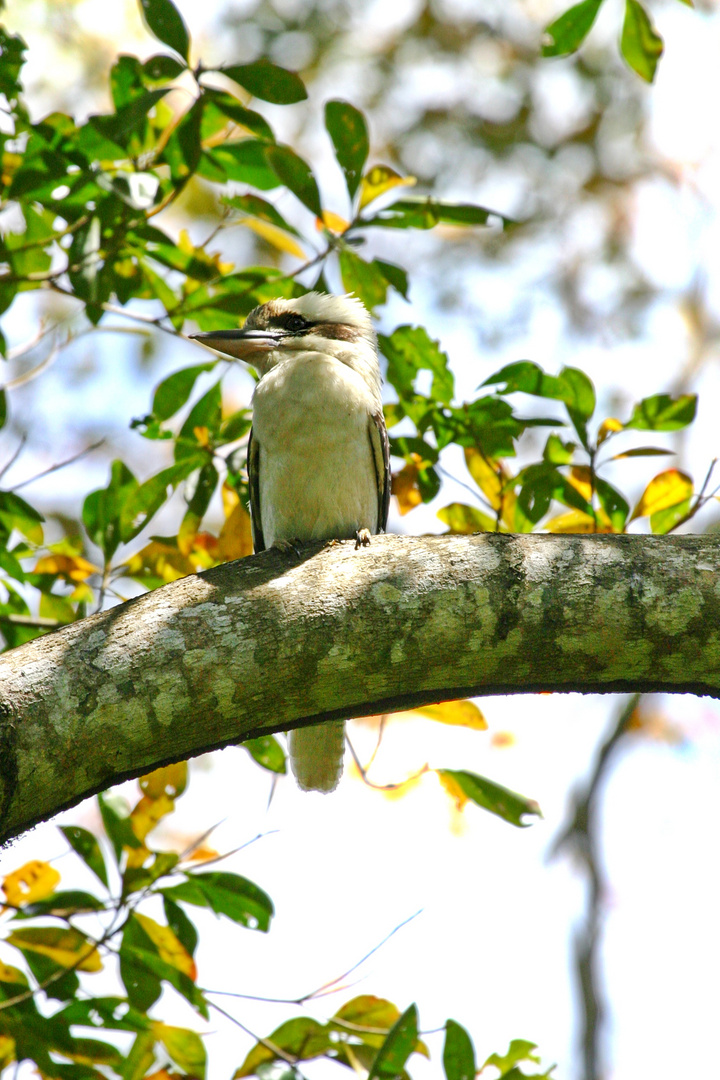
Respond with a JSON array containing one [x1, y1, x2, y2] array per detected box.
[[191, 292, 390, 793]]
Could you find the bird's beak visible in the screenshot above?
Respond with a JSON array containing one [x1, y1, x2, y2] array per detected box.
[[189, 328, 281, 362]]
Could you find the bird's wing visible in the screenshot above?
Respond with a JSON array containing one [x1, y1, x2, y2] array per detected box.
[[247, 427, 266, 553], [369, 409, 391, 533]]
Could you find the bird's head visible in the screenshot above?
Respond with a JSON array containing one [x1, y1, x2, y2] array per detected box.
[[190, 292, 377, 377]]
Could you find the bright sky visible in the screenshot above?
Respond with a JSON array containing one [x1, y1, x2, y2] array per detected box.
[[2, 2, 720, 1079]]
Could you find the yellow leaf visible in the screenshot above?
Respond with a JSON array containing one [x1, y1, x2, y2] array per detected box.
[[136, 914, 197, 980], [316, 210, 350, 234], [359, 165, 416, 210], [7, 927, 102, 972], [2, 860, 60, 907], [130, 793, 175, 844], [568, 465, 592, 501], [437, 771, 469, 811], [69, 581, 95, 604], [412, 700, 487, 730], [184, 844, 220, 862], [436, 502, 497, 534], [0, 1035, 15, 1069], [630, 469, 693, 521], [125, 541, 196, 583], [239, 217, 306, 259], [464, 448, 502, 509], [0, 963, 27, 984], [222, 481, 240, 518], [33, 554, 100, 581], [391, 456, 423, 515], [140, 762, 188, 800], [544, 510, 597, 533], [218, 499, 254, 560], [597, 417, 624, 444], [192, 425, 210, 447]]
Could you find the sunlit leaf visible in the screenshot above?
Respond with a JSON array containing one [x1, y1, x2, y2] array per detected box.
[[610, 446, 675, 459], [542, 0, 603, 56], [218, 497, 254, 561], [621, 0, 663, 82], [242, 736, 287, 774], [239, 216, 306, 258], [380, 325, 454, 404], [595, 476, 629, 532], [153, 1023, 206, 1079], [7, 927, 102, 972], [234, 1017, 331, 1077], [153, 364, 217, 422], [437, 769, 542, 827], [318, 209, 350, 233], [138, 0, 190, 61], [0, 490, 45, 544], [443, 1019, 476, 1080], [325, 100, 369, 200], [624, 393, 696, 431], [543, 509, 598, 533], [140, 762, 188, 799], [412, 700, 487, 730], [358, 165, 416, 210], [135, 914, 197, 980], [33, 553, 99, 581], [339, 250, 388, 311], [630, 469, 693, 521], [597, 416, 624, 444], [2, 860, 61, 907], [437, 502, 497, 534], [332, 996, 402, 1046], [221, 60, 307, 104], [129, 793, 175, 845], [484, 1039, 544, 1074]]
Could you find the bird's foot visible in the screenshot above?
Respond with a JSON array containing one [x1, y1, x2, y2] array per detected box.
[[272, 538, 303, 557], [354, 528, 372, 550]]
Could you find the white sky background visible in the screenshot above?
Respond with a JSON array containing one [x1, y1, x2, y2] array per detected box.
[[2, 1, 720, 1078]]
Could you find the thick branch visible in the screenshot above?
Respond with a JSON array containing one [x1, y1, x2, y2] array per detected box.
[[1, 533, 718, 844]]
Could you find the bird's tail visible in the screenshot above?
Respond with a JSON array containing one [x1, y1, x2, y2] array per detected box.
[[288, 721, 345, 793]]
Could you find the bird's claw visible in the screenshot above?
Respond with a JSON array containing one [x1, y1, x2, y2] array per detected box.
[[354, 528, 372, 549], [272, 538, 303, 557]]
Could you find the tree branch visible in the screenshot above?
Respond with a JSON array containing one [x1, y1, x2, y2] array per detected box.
[[1, 533, 718, 845]]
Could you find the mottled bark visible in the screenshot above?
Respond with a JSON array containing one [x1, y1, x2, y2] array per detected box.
[[0, 533, 718, 844]]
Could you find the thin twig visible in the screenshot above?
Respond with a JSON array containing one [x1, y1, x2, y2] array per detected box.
[[10, 439, 105, 492], [346, 735, 429, 793], [0, 435, 27, 482]]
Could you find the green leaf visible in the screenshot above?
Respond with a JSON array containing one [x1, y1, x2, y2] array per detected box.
[[543, 434, 575, 465], [142, 53, 186, 82], [368, 1003, 418, 1080], [162, 871, 274, 931], [18, 889, 105, 917], [120, 917, 162, 1012], [651, 498, 692, 534], [82, 461, 138, 561], [339, 250, 388, 311], [594, 476, 629, 531], [379, 325, 454, 405], [443, 1019, 476, 1080], [325, 100, 369, 199], [624, 393, 696, 431], [222, 194, 299, 235], [156, 1024, 206, 1079], [437, 503, 498, 534], [138, 0, 190, 61], [265, 145, 322, 215], [542, 0, 603, 56], [202, 140, 281, 189], [202, 90, 275, 142], [175, 380, 223, 461], [621, 0, 663, 82], [242, 735, 287, 774], [0, 490, 45, 543], [98, 792, 142, 863], [484, 1039, 544, 1074], [119, 458, 204, 541], [163, 897, 198, 958], [18, 948, 80, 1002], [221, 60, 307, 104], [363, 196, 512, 230], [123, 1030, 156, 1080], [161, 97, 202, 185], [234, 1017, 331, 1077], [438, 769, 542, 827], [374, 259, 409, 299], [122, 944, 208, 1016], [152, 364, 217, 422]]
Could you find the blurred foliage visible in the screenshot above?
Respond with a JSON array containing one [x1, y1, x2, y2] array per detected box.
[[0, 0, 715, 1074], [0, 767, 555, 1080]]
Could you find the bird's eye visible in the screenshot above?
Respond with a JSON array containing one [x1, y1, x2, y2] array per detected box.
[[285, 314, 307, 332]]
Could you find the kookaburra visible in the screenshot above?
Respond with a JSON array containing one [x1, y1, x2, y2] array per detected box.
[[191, 292, 390, 793]]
